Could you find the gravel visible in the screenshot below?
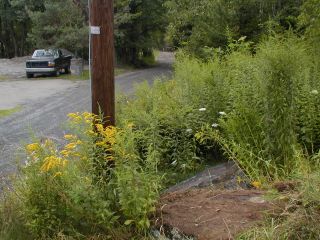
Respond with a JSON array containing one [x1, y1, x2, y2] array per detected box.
[[0, 52, 174, 175]]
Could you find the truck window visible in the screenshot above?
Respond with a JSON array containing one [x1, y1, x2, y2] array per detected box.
[[32, 50, 54, 58]]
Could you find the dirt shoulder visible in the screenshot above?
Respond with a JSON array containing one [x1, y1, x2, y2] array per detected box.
[[154, 162, 277, 240], [156, 188, 272, 240]]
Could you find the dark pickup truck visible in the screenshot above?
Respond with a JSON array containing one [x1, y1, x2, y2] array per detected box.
[[25, 49, 72, 78]]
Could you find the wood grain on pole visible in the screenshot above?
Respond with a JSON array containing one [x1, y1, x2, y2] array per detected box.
[[90, 0, 115, 126]]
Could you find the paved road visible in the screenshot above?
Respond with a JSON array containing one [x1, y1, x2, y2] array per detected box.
[[0, 52, 174, 174]]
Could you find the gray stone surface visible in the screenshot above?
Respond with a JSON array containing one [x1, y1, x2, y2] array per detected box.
[[165, 161, 250, 193]]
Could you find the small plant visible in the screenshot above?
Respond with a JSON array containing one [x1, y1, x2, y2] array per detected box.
[[237, 168, 320, 240]]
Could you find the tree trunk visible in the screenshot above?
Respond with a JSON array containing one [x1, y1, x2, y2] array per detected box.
[[130, 47, 138, 66]]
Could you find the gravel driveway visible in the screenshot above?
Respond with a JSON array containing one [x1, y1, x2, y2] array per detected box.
[[0, 52, 174, 175]]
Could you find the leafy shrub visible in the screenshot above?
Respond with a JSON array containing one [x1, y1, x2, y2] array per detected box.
[[114, 125, 161, 231], [184, 35, 320, 182], [0, 113, 161, 239], [116, 34, 320, 183], [117, 80, 212, 174]]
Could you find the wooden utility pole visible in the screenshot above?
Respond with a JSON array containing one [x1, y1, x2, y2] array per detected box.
[[90, 0, 115, 126]]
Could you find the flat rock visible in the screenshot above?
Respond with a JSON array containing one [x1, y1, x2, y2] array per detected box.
[[165, 161, 250, 193]]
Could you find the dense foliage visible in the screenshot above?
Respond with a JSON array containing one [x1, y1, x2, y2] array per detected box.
[[28, 0, 88, 58], [0, 0, 87, 58], [165, 0, 304, 57], [0, 0, 312, 63], [115, 0, 167, 66], [0, 0, 166, 65], [0, 0, 36, 57]]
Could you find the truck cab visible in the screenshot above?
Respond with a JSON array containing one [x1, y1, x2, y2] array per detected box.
[[26, 49, 72, 78]]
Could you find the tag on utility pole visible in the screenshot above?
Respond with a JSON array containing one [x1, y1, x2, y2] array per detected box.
[[90, 26, 101, 35]]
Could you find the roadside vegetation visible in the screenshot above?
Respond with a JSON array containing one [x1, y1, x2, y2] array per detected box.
[[0, 106, 22, 118], [0, 0, 320, 239]]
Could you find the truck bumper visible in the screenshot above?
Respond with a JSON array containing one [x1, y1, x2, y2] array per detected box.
[[26, 68, 56, 73]]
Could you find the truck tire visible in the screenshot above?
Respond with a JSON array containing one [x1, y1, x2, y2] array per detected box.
[[53, 70, 60, 77], [26, 73, 33, 78], [64, 65, 71, 74]]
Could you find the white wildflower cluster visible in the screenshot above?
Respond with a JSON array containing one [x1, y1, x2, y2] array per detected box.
[[199, 108, 206, 112], [186, 128, 193, 133], [211, 123, 219, 128]]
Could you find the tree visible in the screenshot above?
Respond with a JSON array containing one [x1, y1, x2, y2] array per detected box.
[[114, 0, 167, 66], [0, 0, 30, 57], [299, 0, 320, 41], [28, 0, 88, 57], [165, 0, 304, 56]]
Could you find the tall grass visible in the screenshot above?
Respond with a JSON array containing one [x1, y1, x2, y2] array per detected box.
[[176, 35, 320, 181], [116, 34, 320, 182]]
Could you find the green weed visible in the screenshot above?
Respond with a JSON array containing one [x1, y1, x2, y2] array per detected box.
[[237, 169, 320, 240], [0, 106, 22, 118]]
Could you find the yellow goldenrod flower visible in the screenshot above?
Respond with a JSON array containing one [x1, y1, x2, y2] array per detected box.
[[74, 116, 82, 122], [127, 122, 134, 129], [96, 123, 104, 133], [106, 156, 114, 161], [82, 112, 96, 120], [96, 141, 106, 147], [26, 143, 40, 153], [53, 172, 62, 178], [86, 130, 96, 136], [43, 139, 54, 147], [40, 156, 67, 173], [60, 150, 70, 156], [68, 112, 82, 123], [70, 152, 81, 157], [40, 156, 60, 172], [64, 134, 76, 140], [65, 142, 77, 150], [67, 113, 79, 119], [252, 181, 262, 189]]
